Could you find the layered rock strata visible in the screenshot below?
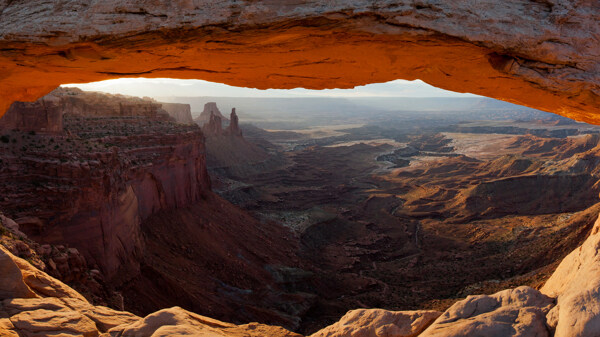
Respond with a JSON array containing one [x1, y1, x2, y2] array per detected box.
[[50, 88, 170, 119], [0, 90, 311, 328], [200, 106, 271, 175], [0, 98, 63, 134], [203, 111, 224, 136], [0, 90, 211, 282]]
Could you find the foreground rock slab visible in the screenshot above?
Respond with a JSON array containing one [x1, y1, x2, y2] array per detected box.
[[310, 308, 441, 337], [104, 307, 302, 337], [420, 286, 554, 337], [542, 215, 600, 337], [0, 1, 599, 122], [0, 245, 300, 337]]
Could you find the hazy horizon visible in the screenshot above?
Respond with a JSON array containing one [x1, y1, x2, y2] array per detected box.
[[63, 78, 480, 99]]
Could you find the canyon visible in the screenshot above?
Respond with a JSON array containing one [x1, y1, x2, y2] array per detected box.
[[3, 92, 600, 337], [1, 1, 600, 336], [0, 89, 313, 330], [204, 100, 600, 333]]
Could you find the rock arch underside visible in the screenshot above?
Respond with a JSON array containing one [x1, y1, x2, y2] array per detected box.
[[0, 0, 599, 122], [2, 1, 600, 337]]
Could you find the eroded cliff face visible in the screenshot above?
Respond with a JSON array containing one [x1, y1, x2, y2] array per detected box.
[[160, 103, 194, 124], [0, 1, 599, 123], [196, 102, 227, 126], [0, 98, 64, 134], [0, 90, 211, 283], [0, 90, 313, 328]]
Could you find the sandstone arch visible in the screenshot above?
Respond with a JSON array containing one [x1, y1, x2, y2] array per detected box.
[[0, 1, 598, 122]]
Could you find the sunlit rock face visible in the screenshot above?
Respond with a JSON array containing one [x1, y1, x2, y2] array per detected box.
[[1, 1, 599, 122]]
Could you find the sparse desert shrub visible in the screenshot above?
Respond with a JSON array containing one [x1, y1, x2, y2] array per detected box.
[[28, 131, 36, 135], [0, 135, 9, 143]]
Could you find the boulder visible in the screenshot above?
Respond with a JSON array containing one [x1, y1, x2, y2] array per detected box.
[[0, 246, 37, 300], [0, 246, 299, 337]]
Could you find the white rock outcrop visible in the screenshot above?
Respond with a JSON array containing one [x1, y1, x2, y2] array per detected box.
[[421, 286, 554, 337], [310, 309, 441, 337], [542, 215, 600, 337]]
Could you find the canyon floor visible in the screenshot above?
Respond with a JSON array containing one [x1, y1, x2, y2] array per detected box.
[[205, 98, 600, 333]]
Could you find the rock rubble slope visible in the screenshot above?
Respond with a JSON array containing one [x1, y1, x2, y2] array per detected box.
[[0, 1, 599, 123]]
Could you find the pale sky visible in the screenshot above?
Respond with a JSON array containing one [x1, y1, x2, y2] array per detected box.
[[63, 78, 479, 99]]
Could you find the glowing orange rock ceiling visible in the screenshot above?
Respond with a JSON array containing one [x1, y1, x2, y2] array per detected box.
[[0, 1, 598, 122]]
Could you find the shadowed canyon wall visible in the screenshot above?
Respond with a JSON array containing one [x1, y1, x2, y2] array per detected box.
[[0, 89, 211, 283], [0, 1, 599, 123]]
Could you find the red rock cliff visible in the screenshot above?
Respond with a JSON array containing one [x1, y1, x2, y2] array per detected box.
[[51, 88, 169, 118], [195, 102, 228, 126], [0, 90, 211, 283], [0, 97, 63, 134], [160, 102, 194, 124]]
